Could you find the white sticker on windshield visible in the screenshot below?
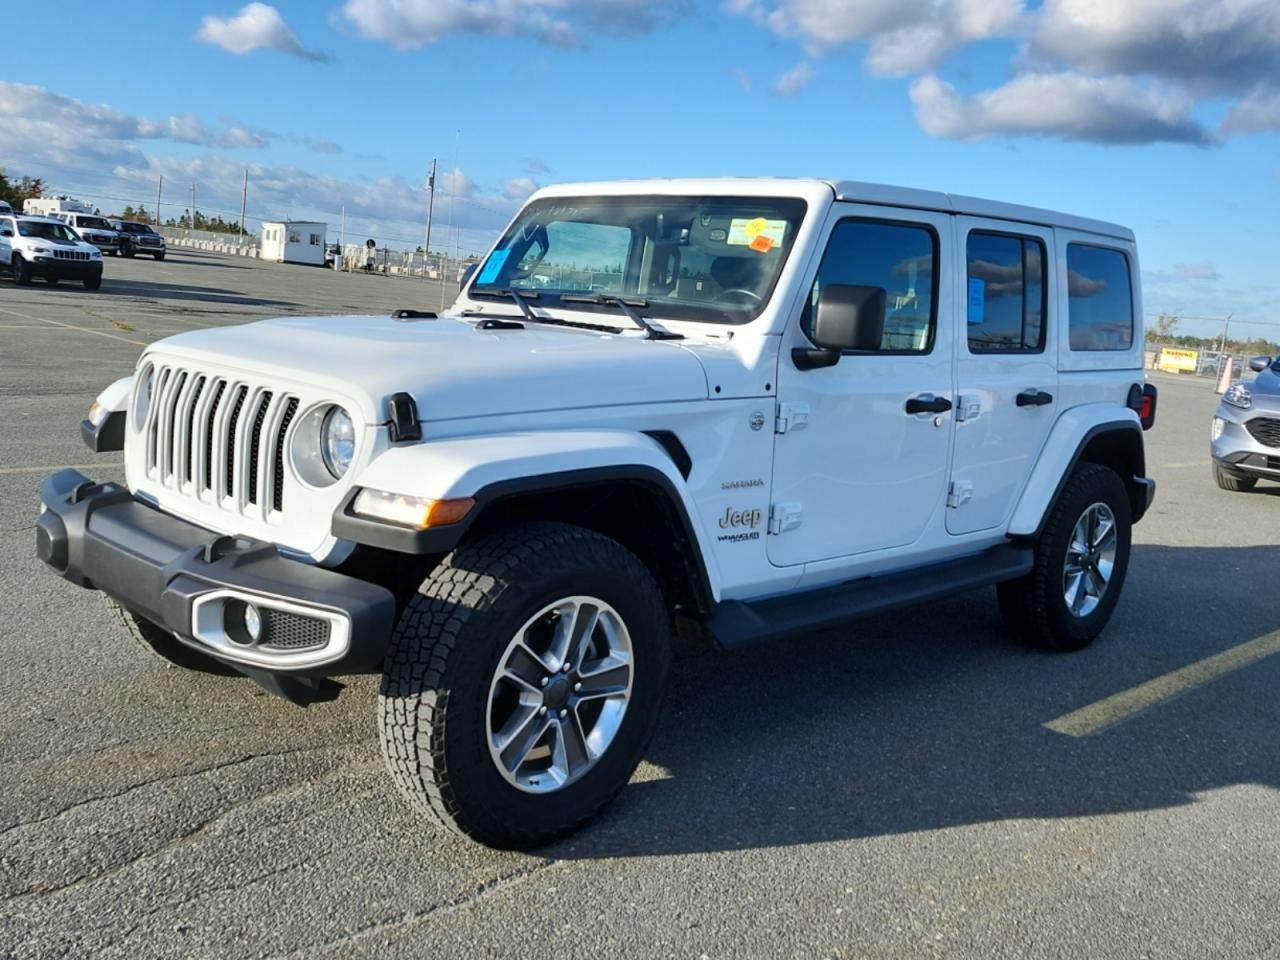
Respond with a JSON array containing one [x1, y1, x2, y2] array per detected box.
[[727, 217, 787, 250]]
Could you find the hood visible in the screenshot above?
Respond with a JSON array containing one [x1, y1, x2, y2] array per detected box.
[[1251, 366, 1280, 397], [146, 313, 711, 424]]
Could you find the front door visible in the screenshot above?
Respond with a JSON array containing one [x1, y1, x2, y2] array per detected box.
[[946, 218, 1059, 535], [769, 205, 955, 567]]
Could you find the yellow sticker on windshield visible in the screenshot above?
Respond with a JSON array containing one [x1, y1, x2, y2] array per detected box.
[[727, 217, 786, 249]]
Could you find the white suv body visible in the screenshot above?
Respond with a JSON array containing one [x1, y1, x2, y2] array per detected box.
[[1, 214, 104, 288], [39, 178, 1155, 847], [53, 211, 122, 254]]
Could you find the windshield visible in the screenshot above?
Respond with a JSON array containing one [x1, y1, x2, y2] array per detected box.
[[77, 216, 113, 230], [18, 220, 80, 242], [470, 195, 807, 325], [120, 222, 154, 234]]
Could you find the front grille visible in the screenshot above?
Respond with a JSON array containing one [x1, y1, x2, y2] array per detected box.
[[141, 363, 299, 517], [1245, 417, 1280, 448], [259, 610, 331, 651], [53, 249, 90, 261]]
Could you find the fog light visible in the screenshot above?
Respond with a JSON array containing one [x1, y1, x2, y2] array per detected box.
[[243, 603, 263, 642], [1212, 417, 1225, 442]]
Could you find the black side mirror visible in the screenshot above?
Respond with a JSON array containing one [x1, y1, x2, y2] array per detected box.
[[794, 284, 887, 370], [459, 262, 478, 290], [1248, 355, 1272, 373], [0, 227, 12, 238]]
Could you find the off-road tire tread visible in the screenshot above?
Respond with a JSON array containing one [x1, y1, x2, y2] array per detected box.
[[998, 463, 1130, 651], [379, 521, 667, 848], [1213, 463, 1256, 492]]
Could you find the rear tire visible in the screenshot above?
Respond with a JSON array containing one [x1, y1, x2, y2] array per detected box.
[[46, 277, 59, 286], [379, 521, 672, 849], [1213, 463, 1256, 492], [12, 255, 31, 285], [998, 463, 1132, 651], [104, 596, 237, 674]]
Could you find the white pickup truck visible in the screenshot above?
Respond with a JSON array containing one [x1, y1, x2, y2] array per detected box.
[[38, 178, 1156, 848]]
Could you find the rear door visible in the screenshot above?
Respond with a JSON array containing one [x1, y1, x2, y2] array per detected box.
[[0, 217, 12, 264], [947, 218, 1058, 535]]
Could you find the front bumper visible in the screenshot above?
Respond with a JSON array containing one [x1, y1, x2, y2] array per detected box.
[[29, 258, 103, 281], [1211, 406, 1280, 480], [36, 469, 395, 678]]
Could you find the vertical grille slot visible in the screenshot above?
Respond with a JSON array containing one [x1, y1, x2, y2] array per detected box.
[[146, 367, 171, 474], [223, 386, 249, 499], [160, 371, 187, 483], [202, 380, 227, 492], [182, 376, 206, 484], [273, 398, 299, 513], [246, 392, 273, 505]]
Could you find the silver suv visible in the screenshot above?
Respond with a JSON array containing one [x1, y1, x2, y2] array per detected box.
[[1212, 356, 1280, 491]]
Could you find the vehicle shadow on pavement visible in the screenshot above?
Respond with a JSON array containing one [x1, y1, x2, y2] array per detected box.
[[94, 278, 298, 308], [548, 542, 1280, 859]]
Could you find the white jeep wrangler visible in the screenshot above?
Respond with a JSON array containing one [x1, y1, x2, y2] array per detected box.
[[38, 179, 1156, 848]]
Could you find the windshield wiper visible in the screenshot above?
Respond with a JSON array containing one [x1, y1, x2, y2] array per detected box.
[[560, 294, 683, 340], [471, 287, 538, 321]]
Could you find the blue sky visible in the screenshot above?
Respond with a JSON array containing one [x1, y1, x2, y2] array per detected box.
[[4, 0, 1279, 341]]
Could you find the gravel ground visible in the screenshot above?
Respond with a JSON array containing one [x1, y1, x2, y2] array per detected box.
[[1, 250, 1278, 959]]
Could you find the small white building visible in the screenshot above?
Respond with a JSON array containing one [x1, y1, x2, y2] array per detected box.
[[261, 220, 327, 266], [24, 196, 93, 217]]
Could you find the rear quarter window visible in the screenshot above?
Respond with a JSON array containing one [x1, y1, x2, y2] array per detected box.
[[1067, 244, 1134, 351]]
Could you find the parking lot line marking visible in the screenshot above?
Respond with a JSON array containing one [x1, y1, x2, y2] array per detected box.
[[1044, 630, 1280, 737], [0, 306, 147, 346], [0, 463, 123, 475]]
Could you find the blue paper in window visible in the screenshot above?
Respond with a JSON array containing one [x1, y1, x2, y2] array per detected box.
[[476, 248, 510, 285], [967, 277, 986, 324]]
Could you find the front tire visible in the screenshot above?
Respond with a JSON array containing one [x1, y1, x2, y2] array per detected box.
[[379, 522, 672, 849], [998, 463, 1132, 651], [154, 252, 165, 261], [1213, 463, 1256, 492], [12, 255, 31, 285], [83, 275, 101, 291]]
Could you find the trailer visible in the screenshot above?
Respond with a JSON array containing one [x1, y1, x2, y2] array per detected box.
[[23, 196, 94, 217]]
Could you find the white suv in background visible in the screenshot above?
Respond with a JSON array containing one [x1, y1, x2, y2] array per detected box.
[[1, 214, 104, 289], [54, 211, 122, 255], [39, 178, 1156, 848]]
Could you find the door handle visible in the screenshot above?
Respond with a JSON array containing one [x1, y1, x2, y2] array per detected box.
[[1016, 389, 1054, 407], [905, 393, 953, 415]]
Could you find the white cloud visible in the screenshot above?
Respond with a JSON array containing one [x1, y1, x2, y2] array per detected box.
[[1032, 0, 1280, 93], [197, 3, 329, 61], [909, 72, 1213, 145], [773, 62, 815, 96], [339, 0, 683, 49], [501, 177, 539, 200], [1221, 86, 1280, 133], [0, 82, 272, 151], [728, 0, 1023, 74]]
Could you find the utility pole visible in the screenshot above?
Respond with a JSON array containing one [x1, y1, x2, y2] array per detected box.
[[1217, 313, 1234, 355], [239, 169, 248, 245], [190, 183, 197, 231], [423, 158, 436, 281], [443, 130, 459, 310], [155, 175, 163, 227]]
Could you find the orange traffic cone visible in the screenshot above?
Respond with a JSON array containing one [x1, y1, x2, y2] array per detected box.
[[1217, 357, 1234, 394]]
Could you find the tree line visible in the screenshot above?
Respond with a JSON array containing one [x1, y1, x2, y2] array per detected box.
[[1146, 312, 1279, 357]]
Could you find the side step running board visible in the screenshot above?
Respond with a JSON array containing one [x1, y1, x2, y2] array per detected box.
[[705, 543, 1033, 650]]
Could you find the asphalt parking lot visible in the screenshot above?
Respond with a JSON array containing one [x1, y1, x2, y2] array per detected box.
[[2, 250, 1279, 959]]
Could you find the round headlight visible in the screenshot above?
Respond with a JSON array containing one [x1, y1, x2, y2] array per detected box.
[[320, 406, 355, 478]]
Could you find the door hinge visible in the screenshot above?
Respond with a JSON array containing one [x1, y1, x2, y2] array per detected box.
[[775, 401, 810, 434], [947, 481, 973, 509], [955, 395, 982, 422], [768, 501, 803, 535]]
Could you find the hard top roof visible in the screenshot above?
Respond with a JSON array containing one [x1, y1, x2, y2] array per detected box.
[[531, 177, 1133, 242]]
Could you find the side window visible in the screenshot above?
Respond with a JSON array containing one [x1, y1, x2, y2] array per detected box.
[[1067, 244, 1134, 351], [804, 219, 937, 353], [966, 232, 1046, 353]]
